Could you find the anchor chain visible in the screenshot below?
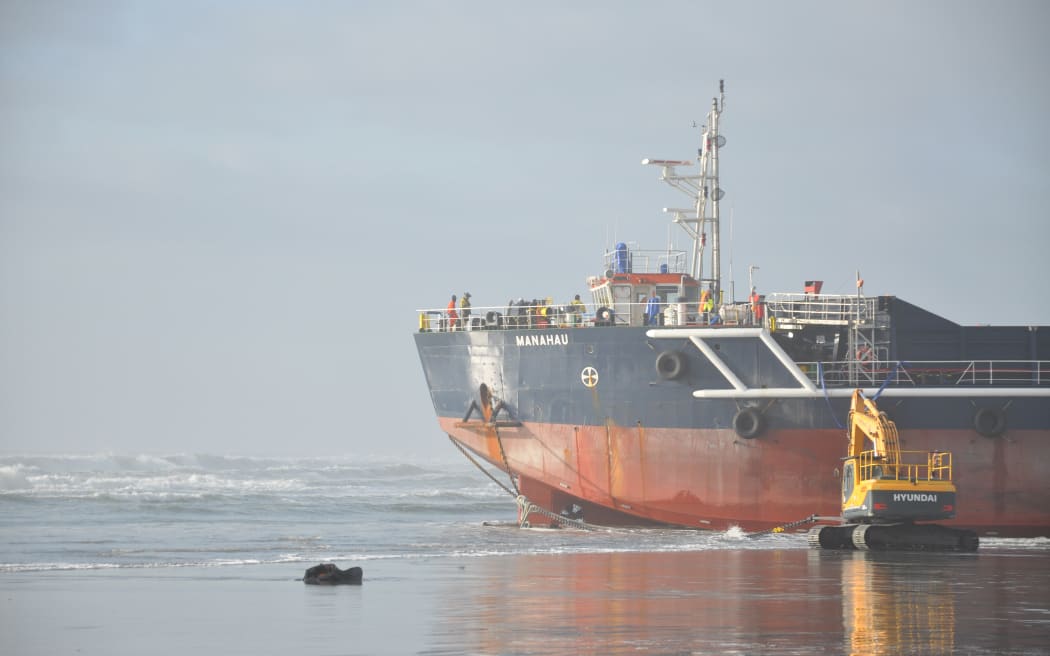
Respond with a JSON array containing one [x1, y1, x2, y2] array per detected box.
[[516, 495, 594, 531], [492, 424, 519, 496]]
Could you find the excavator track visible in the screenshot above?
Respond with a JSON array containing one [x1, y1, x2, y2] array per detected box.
[[852, 524, 872, 550], [808, 525, 854, 549], [809, 522, 979, 552]]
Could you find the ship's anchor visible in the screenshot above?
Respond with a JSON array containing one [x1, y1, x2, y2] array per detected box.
[[459, 383, 521, 426]]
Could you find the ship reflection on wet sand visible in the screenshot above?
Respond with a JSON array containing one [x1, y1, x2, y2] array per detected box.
[[428, 548, 1048, 655]]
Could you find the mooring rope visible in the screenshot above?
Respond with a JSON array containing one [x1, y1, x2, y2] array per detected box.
[[871, 360, 908, 401], [818, 361, 846, 430], [447, 434, 596, 530]]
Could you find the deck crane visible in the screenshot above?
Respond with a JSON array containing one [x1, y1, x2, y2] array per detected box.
[[809, 389, 979, 551]]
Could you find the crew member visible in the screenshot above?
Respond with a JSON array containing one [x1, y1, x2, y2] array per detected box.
[[750, 286, 763, 326], [569, 294, 586, 326], [645, 290, 661, 326], [699, 287, 711, 322], [459, 292, 472, 329], [537, 298, 551, 328], [447, 294, 459, 331]]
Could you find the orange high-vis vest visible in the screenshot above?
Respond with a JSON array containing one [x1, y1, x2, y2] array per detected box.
[[751, 292, 763, 321]]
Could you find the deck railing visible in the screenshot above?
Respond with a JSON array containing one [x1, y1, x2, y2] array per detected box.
[[416, 301, 766, 332], [855, 450, 953, 483], [601, 247, 690, 276], [416, 307, 1048, 388], [765, 293, 878, 325], [800, 359, 1049, 387], [416, 304, 596, 332]]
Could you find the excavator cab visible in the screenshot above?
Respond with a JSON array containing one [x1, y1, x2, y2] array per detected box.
[[841, 461, 854, 502]]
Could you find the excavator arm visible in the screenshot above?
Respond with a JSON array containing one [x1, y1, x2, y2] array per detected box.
[[847, 389, 903, 477]]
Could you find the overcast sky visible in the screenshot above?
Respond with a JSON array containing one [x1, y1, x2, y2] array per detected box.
[[2, 1, 1048, 457]]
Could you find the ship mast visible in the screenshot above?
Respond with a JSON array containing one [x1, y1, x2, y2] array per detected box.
[[643, 80, 726, 301], [698, 80, 726, 300]]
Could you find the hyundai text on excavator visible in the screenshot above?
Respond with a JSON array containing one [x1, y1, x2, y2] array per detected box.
[[808, 389, 980, 551]]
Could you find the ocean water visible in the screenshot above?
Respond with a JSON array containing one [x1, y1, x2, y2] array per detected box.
[[0, 452, 771, 570], [2, 453, 1048, 655]]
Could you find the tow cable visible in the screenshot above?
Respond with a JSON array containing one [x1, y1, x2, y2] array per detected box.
[[745, 514, 840, 539]]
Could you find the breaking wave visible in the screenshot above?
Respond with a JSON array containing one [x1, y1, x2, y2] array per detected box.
[[0, 452, 500, 506]]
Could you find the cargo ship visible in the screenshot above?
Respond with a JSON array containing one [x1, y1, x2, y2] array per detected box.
[[413, 81, 1050, 537]]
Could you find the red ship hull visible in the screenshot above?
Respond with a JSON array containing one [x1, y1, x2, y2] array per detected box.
[[441, 418, 1050, 537]]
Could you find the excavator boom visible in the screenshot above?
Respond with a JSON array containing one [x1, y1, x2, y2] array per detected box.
[[847, 389, 901, 460]]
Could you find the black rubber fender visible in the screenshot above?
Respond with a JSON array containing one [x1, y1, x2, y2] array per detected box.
[[595, 306, 615, 326], [485, 311, 503, 329], [655, 350, 687, 380], [733, 407, 765, 439], [973, 406, 1006, 438]]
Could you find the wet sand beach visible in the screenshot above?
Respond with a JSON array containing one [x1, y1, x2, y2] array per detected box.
[[4, 548, 1048, 656]]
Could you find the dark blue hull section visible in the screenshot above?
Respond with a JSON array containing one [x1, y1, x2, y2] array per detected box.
[[415, 327, 1049, 432]]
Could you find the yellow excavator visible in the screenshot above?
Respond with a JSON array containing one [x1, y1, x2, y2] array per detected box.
[[809, 389, 979, 551]]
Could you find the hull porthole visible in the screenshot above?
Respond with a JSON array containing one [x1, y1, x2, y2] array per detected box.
[[973, 406, 1006, 438], [655, 350, 687, 380], [733, 408, 765, 439]]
